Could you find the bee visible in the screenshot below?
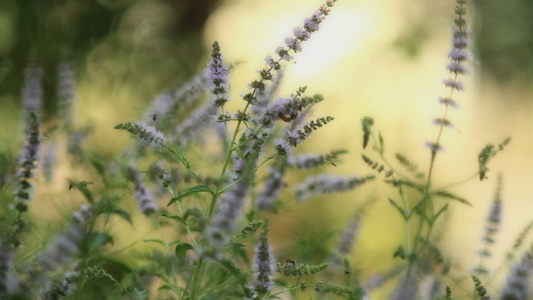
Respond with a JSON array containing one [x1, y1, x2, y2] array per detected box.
[[152, 114, 157, 121], [330, 162, 337, 167], [286, 259, 296, 266], [278, 112, 298, 123]]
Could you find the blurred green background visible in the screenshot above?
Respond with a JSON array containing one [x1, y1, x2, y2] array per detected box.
[[2, 0, 533, 297]]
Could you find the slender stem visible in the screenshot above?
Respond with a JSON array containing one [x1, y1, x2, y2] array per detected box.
[[190, 258, 204, 299], [399, 185, 412, 254], [167, 146, 211, 191]]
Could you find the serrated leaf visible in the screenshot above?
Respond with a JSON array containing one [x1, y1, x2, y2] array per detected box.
[[433, 190, 472, 207], [175, 243, 194, 258], [168, 185, 212, 206], [388, 198, 406, 219], [112, 209, 132, 225]]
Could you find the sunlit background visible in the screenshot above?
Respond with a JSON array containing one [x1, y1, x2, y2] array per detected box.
[[2, 0, 533, 297]]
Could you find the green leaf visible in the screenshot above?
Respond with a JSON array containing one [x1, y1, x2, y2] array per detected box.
[[168, 185, 212, 206], [160, 213, 186, 225], [143, 239, 166, 246], [393, 245, 406, 260], [433, 190, 472, 207], [378, 132, 384, 151], [350, 288, 365, 300], [158, 285, 173, 291], [178, 148, 190, 166], [90, 156, 107, 178], [219, 259, 249, 295], [175, 243, 194, 258], [432, 203, 449, 223], [132, 289, 148, 300], [83, 232, 114, 251], [68, 179, 94, 204], [383, 179, 424, 192], [112, 209, 132, 225], [388, 198, 406, 220]]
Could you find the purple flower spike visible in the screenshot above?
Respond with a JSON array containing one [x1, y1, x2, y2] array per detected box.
[[207, 41, 230, 107], [250, 220, 276, 298], [15, 112, 42, 201]]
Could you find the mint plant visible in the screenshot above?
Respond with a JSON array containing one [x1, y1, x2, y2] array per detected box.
[[0, 0, 529, 299]]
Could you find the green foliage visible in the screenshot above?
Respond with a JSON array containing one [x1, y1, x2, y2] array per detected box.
[[472, 275, 490, 300]]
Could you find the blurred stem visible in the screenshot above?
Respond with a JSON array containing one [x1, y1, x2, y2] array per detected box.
[[399, 184, 412, 254], [209, 101, 251, 219], [190, 258, 205, 299], [167, 146, 211, 191]]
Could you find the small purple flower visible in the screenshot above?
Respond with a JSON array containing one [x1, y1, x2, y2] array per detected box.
[[274, 138, 292, 155], [284, 36, 302, 52], [286, 130, 302, 147], [425, 142, 445, 153], [448, 48, 470, 62], [206, 41, 230, 107], [264, 56, 281, 71], [443, 79, 465, 91], [438, 97, 459, 108], [432, 118, 454, 128], [135, 122, 166, 150], [275, 46, 293, 61], [446, 62, 469, 75]]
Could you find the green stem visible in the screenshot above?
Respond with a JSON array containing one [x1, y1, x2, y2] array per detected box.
[[399, 185, 412, 254]]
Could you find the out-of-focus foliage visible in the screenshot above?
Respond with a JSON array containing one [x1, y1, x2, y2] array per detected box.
[[474, 0, 533, 85], [0, 0, 220, 113], [392, 0, 533, 87]]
